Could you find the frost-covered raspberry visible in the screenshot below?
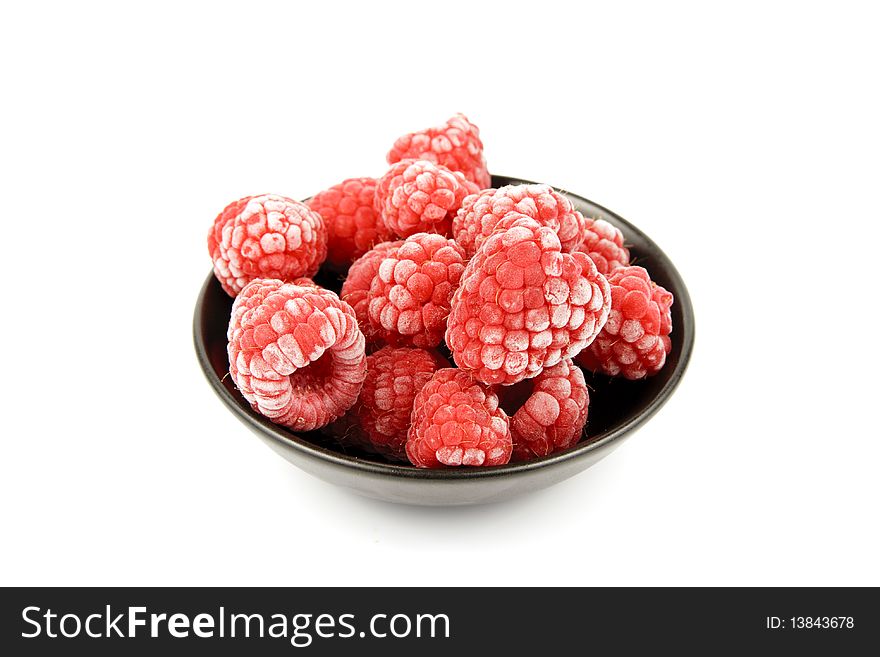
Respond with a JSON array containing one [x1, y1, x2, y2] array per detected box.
[[452, 184, 587, 257], [368, 233, 466, 348], [446, 214, 611, 385], [208, 194, 327, 297], [340, 240, 404, 346], [499, 359, 589, 461], [307, 177, 392, 269], [387, 113, 490, 188], [374, 160, 479, 238], [227, 278, 366, 431], [406, 368, 511, 468], [577, 216, 630, 275], [353, 346, 448, 460], [576, 266, 673, 379]]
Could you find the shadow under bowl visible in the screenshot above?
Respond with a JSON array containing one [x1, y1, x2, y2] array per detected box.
[[193, 175, 695, 505]]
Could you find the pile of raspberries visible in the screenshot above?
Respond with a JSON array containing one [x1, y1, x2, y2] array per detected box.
[[208, 114, 674, 468]]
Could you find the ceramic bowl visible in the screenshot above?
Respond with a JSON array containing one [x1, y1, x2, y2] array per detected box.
[[193, 175, 694, 505]]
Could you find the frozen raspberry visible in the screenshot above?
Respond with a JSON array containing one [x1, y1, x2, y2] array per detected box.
[[227, 278, 367, 431], [307, 177, 392, 270], [406, 368, 511, 468], [446, 214, 611, 385], [575, 266, 673, 379], [367, 233, 466, 348], [499, 359, 589, 461], [577, 216, 630, 275], [387, 113, 490, 188], [340, 240, 404, 346], [452, 184, 588, 257], [352, 346, 449, 461], [208, 194, 327, 297], [374, 160, 479, 238]]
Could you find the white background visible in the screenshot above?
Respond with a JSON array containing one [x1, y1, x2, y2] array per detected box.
[[1, 1, 878, 586]]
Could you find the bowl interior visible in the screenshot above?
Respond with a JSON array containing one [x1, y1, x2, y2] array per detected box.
[[194, 175, 694, 478]]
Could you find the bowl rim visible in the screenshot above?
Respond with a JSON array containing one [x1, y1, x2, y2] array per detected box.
[[193, 176, 695, 480]]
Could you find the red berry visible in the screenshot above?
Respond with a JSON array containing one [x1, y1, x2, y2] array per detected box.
[[387, 113, 490, 188], [577, 216, 630, 275], [374, 160, 479, 238], [446, 215, 611, 385], [368, 233, 466, 348], [406, 368, 511, 468], [575, 266, 674, 379], [353, 346, 449, 460], [208, 194, 327, 297], [308, 177, 392, 269], [499, 359, 589, 461], [227, 278, 367, 431], [452, 184, 587, 257], [340, 240, 404, 346]]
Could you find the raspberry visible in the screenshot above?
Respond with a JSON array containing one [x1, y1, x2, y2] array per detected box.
[[452, 184, 587, 257], [374, 160, 479, 238], [307, 177, 392, 270], [446, 214, 611, 385], [352, 346, 449, 460], [387, 113, 490, 188], [339, 240, 404, 346], [498, 359, 589, 461], [575, 266, 674, 379], [577, 216, 630, 275], [208, 194, 328, 297], [227, 278, 367, 431], [406, 368, 511, 468], [367, 233, 466, 348]]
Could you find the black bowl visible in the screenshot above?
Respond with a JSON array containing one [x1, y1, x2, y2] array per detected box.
[[193, 175, 694, 505]]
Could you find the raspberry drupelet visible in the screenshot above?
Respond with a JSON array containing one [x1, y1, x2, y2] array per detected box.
[[446, 214, 611, 386], [387, 113, 490, 189], [406, 368, 512, 468], [498, 359, 590, 461], [452, 184, 588, 257], [208, 194, 327, 297], [307, 177, 392, 270], [367, 233, 467, 348], [352, 346, 449, 461], [227, 278, 367, 431], [374, 159, 480, 238], [575, 266, 674, 380]]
